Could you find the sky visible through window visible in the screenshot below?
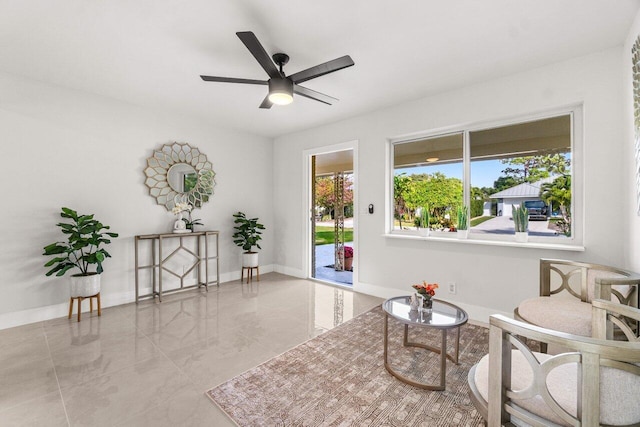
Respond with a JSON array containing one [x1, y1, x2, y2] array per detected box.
[[396, 159, 503, 188]]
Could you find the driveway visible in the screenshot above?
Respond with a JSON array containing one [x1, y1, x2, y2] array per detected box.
[[472, 215, 557, 236]]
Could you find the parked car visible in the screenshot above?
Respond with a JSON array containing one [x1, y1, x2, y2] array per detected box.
[[523, 200, 549, 220]]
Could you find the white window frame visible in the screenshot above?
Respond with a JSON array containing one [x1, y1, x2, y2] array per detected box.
[[385, 104, 584, 251]]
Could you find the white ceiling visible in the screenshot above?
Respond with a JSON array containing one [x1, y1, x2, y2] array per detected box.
[[1, 0, 638, 138]]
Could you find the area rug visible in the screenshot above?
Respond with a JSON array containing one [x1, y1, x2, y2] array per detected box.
[[206, 306, 488, 426]]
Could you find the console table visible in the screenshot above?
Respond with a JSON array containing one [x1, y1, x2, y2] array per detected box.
[[134, 231, 219, 303]]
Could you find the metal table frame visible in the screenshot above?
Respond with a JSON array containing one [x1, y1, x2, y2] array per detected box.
[[134, 230, 219, 303], [383, 297, 468, 391]]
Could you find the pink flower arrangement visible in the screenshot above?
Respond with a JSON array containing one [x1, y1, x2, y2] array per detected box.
[[412, 281, 438, 299], [341, 246, 353, 258]]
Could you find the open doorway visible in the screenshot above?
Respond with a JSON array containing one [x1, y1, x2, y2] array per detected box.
[[310, 149, 354, 286]]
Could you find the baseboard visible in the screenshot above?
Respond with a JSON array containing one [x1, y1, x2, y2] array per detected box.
[[354, 280, 511, 324], [1, 268, 506, 330], [273, 264, 305, 278], [0, 264, 277, 331]]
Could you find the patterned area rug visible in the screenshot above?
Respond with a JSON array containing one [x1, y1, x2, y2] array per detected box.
[[206, 306, 487, 426]]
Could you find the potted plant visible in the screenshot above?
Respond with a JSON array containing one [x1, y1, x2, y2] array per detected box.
[[456, 205, 469, 239], [43, 208, 118, 297], [337, 246, 354, 271], [417, 206, 430, 237], [179, 204, 203, 231], [232, 211, 265, 268], [512, 203, 529, 242], [184, 216, 203, 231]]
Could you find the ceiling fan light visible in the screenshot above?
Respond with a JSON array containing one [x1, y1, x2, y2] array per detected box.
[[268, 92, 293, 105], [268, 78, 294, 106], [426, 157, 439, 163]]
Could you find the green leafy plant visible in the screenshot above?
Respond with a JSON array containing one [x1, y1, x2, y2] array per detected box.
[[232, 212, 265, 252], [419, 206, 430, 229], [183, 216, 203, 230], [43, 208, 118, 276], [456, 205, 469, 230], [173, 203, 204, 231], [512, 203, 529, 232]]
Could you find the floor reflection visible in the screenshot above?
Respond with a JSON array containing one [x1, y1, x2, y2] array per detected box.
[[0, 273, 382, 425]]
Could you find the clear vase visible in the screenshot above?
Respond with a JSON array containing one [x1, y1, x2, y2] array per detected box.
[[420, 295, 433, 312]]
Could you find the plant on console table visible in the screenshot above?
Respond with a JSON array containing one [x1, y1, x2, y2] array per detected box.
[[179, 204, 203, 231], [172, 202, 193, 233], [232, 211, 265, 268], [43, 207, 118, 297], [412, 281, 439, 310]]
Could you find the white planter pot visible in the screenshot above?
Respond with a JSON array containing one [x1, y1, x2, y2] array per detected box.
[[457, 229, 469, 239], [418, 228, 430, 237], [515, 231, 528, 243], [70, 273, 101, 297], [242, 252, 259, 267]]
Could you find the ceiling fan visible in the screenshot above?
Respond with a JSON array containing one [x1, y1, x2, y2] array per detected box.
[[200, 31, 354, 109]]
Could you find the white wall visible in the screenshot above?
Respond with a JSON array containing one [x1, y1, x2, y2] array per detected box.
[[623, 10, 640, 273], [0, 71, 273, 328], [274, 48, 626, 322]]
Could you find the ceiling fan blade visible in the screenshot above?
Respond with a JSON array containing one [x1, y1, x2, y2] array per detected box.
[[259, 95, 273, 109], [200, 75, 268, 85], [236, 31, 281, 79], [293, 85, 338, 105], [289, 55, 354, 84]]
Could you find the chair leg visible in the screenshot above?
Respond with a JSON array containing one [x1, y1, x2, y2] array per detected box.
[[68, 297, 73, 319]]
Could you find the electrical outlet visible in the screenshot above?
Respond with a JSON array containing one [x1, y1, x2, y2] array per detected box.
[[448, 282, 457, 294]]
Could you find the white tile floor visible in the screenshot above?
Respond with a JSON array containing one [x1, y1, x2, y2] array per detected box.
[[0, 273, 383, 426]]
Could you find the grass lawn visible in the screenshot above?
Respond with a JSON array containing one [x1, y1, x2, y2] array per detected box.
[[315, 226, 354, 245], [470, 216, 494, 227]]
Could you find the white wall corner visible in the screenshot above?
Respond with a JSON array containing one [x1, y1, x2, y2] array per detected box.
[[273, 264, 306, 278]]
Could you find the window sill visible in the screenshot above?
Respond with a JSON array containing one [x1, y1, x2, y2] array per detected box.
[[383, 232, 585, 252]]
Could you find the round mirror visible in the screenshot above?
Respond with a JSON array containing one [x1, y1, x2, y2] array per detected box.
[[167, 163, 198, 193], [144, 142, 216, 211]]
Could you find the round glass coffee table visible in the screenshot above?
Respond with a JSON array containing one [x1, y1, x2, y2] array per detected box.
[[382, 296, 468, 390]]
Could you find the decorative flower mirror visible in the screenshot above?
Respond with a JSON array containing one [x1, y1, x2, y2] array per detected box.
[[144, 142, 216, 211]]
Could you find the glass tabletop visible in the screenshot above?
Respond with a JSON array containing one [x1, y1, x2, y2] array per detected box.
[[382, 296, 468, 328]]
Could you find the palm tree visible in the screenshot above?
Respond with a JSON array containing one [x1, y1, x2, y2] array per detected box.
[[540, 175, 571, 236]]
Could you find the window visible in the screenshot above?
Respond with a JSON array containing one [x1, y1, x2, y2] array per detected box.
[[393, 133, 463, 231], [390, 108, 580, 246]]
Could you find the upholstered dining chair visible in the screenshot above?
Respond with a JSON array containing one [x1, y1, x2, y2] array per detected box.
[[468, 301, 640, 426], [515, 259, 639, 343]]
